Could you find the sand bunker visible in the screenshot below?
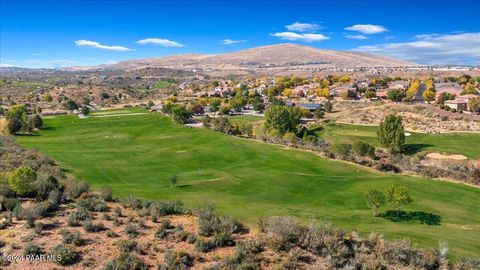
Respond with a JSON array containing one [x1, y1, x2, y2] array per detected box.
[[426, 152, 467, 160]]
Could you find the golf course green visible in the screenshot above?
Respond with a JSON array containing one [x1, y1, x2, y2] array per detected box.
[[16, 108, 480, 257], [314, 123, 480, 159]]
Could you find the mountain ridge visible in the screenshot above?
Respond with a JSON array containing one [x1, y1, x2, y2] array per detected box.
[[65, 43, 416, 71]]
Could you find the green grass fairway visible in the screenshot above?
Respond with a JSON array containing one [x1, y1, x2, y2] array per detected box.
[[315, 123, 480, 159], [228, 115, 264, 125], [16, 109, 480, 257]]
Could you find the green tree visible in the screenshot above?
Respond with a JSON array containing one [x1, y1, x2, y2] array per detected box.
[[64, 100, 79, 111], [8, 166, 37, 196], [366, 189, 386, 217], [365, 91, 376, 99], [437, 92, 455, 105], [422, 90, 435, 102], [229, 95, 247, 112], [218, 104, 231, 115], [171, 105, 193, 124], [6, 104, 28, 134], [81, 106, 90, 116], [209, 98, 221, 112], [468, 98, 480, 113], [377, 114, 405, 154], [252, 97, 265, 112], [323, 100, 333, 113], [387, 89, 406, 102], [31, 114, 43, 128], [264, 105, 302, 134], [313, 107, 325, 119], [385, 185, 413, 214]]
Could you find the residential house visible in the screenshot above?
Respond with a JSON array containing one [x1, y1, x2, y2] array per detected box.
[[293, 84, 315, 97], [444, 99, 467, 111], [376, 89, 389, 99], [388, 80, 410, 90]]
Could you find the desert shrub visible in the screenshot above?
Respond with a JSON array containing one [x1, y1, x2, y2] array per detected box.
[[159, 250, 194, 270], [22, 209, 36, 228], [106, 229, 119, 238], [114, 207, 122, 217], [264, 217, 304, 251], [196, 204, 245, 237], [61, 229, 84, 246], [32, 201, 57, 218], [116, 239, 138, 253], [149, 200, 185, 217], [125, 223, 139, 238], [63, 180, 89, 200], [331, 143, 352, 160], [120, 195, 142, 210], [298, 222, 352, 267], [352, 141, 375, 158], [104, 252, 147, 270], [0, 182, 15, 198], [34, 222, 44, 235], [2, 197, 19, 211], [34, 176, 58, 200], [215, 239, 264, 269], [23, 243, 43, 256], [155, 219, 173, 239], [100, 186, 113, 202], [194, 237, 215, 252], [103, 213, 112, 220], [49, 244, 79, 265], [83, 220, 105, 232], [77, 197, 109, 212], [48, 189, 62, 205], [67, 208, 91, 226], [213, 232, 235, 247]]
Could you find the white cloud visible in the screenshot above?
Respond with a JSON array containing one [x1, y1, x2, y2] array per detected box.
[[271, 32, 330, 42], [285, 22, 319, 32], [0, 63, 15, 67], [346, 34, 368, 40], [221, 39, 247, 45], [75, 40, 132, 51], [345, 24, 387, 34], [354, 32, 480, 65], [136, 38, 184, 47]]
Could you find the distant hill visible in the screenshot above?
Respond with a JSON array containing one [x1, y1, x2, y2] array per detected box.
[[66, 44, 415, 71]]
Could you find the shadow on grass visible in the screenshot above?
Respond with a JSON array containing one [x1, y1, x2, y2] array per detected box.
[[379, 210, 441, 225], [40, 126, 55, 131], [175, 184, 192, 188], [15, 133, 39, 137], [403, 143, 433, 155]]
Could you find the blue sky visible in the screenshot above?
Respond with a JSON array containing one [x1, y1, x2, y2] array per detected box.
[[1, 0, 479, 68]]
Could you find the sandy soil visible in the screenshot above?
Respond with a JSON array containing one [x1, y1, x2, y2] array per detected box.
[[426, 152, 468, 160]]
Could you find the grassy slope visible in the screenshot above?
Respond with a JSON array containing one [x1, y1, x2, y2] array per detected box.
[[16, 109, 480, 257], [315, 123, 480, 159]]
